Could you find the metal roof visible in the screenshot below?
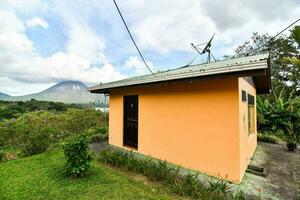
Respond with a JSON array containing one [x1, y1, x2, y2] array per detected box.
[[89, 53, 270, 93]]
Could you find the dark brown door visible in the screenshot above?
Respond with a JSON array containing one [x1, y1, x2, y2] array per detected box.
[[123, 95, 138, 149]]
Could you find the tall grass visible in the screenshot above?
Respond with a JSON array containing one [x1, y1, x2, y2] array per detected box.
[[100, 148, 246, 200]]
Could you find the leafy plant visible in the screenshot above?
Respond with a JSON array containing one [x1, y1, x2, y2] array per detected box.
[[257, 90, 300, 149], [100, 148, 246, 200], [16, 112, 55, 156], [63, 134, 92, 177]]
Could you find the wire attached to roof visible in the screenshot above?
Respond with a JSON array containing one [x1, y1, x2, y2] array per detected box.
[[112, 0, 156, 77]]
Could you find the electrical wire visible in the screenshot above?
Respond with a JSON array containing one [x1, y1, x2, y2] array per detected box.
[[112, 0, 156, 76], [241, 18, 300, 56], [272, 18, 300, 41]]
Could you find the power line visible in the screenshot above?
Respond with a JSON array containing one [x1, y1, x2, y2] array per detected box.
[[242, 18, 300, 56], [272, 18, 300, 41], [112, 0, 156, 76]]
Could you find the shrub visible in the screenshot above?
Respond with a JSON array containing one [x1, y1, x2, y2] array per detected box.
[[0, 150, 5, 162], [63, 134, 92, 177], [257, 134, 280, 144], [86, 126, 108, 143], [100, 148, 246, 200], [98, 127, 108, 135], [16, 112, 56, 156], [63, 109, 104, 136]]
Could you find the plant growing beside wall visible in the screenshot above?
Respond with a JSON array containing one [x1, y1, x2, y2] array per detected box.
[[100, 148, 246, 200], [63, 134, 92, 177]]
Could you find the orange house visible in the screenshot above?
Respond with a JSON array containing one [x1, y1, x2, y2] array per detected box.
[[89, 54, 270, 183]]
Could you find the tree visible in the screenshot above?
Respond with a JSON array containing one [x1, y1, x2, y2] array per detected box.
[[228, 32, 299, 99]]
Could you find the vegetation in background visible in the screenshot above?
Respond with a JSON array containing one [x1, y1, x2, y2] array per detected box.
[[0, 99, 81, 121], [229, 26, 300, 148], [63, 134, 92, 177], [257, 91, 300, 147], [100, 148, 246, 200], [0, 107, 107, 158]]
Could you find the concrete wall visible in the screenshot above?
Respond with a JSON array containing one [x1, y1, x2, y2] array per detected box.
[[108, 77, 256, 183], [238, 77, 257, 180]]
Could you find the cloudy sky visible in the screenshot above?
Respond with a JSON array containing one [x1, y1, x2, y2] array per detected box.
[[0, 0, 299, 95]]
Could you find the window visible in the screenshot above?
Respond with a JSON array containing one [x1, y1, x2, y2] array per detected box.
[[247, 94, 255, 134], [241, 90, 247, 102]]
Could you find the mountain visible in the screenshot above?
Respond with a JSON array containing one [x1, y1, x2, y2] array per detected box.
[[0, 92, 11, 100], [0, 81, 104, 104]]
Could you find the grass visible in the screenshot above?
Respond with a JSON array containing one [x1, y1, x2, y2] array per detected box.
[[0, 150, 185, 200]]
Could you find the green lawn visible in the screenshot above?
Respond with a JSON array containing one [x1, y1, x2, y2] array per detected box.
[[0, 151, 184, 200]]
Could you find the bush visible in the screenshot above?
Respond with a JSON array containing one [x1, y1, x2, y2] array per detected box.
[[0, 150, 5, 162], [16, 112, 55, 156], [100, 148, 246, 200], [63, 134, 92, 177], [0, 109, 106, 157], [63, 109, 104, 136], [257, 134, 280, 144]]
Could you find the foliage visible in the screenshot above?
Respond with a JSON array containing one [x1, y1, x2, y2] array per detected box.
[[0, 99, 81, 121], [257, 133, 280, 144], [62, 109, 104, 137], [100, 148, 246, 200], [0, 108, 105, 158], [228, 27, 300, 146], [257, 93, 300, 145], [14, 112, 56, 156], [0, 151, 183, 200], [291, 26, 300, 47], [63, 134, 92, 177], [228, 32, 299, 98]]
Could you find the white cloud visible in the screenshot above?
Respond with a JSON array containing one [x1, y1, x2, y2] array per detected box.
[[1, 0, 48, 13], [0, 7, 126, 95], [124, 56, 154, 75], [0, 77, 54, 96], [1, 0, 300, 95], [66, 24, 107, 64], [26, 17, 49, 29], [119, 0, 300, 55]]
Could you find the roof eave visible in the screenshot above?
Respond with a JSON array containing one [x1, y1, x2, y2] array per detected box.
[[89, 68, 269, 94]]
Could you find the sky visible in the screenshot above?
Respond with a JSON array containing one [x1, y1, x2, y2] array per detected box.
[[0, 0, 299, 96]]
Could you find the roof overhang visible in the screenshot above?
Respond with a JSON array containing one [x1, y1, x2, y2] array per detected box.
[[89, 54, 271, 94]]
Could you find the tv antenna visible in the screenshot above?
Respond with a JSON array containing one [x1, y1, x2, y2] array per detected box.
[[191, 34, 217, 63]]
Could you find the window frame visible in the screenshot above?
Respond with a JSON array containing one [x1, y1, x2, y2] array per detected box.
[[247, 94, 255, 135]]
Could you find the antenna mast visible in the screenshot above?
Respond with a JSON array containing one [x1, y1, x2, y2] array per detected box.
[[191, 34, 216, 63]]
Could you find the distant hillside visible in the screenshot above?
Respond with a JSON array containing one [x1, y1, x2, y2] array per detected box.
[[0, 92, 11, 100], [0, 81, 104, 104]]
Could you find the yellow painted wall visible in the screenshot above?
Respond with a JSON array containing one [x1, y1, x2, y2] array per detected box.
[[238, 77, 257, 180], [109, 77, 257, 183]]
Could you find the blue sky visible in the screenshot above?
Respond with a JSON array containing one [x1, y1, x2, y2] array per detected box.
[[0, 0, 299, 95]]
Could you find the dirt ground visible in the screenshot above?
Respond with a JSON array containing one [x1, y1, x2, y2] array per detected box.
[[91, 141, 300, 200]]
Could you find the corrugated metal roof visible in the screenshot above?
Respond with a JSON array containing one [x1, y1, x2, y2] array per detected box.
[[89, 53, 269, 92]]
